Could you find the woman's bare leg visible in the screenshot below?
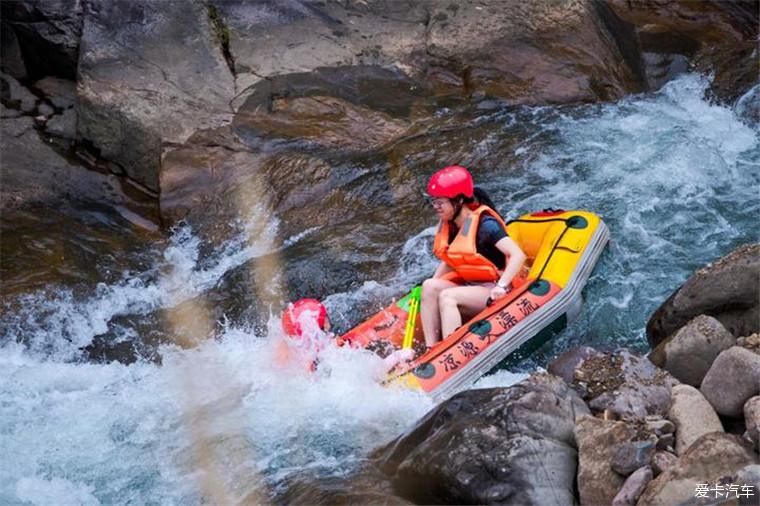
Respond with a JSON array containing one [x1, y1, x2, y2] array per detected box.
[[420, 277, 458, 347], [438, 285, 492, 339]]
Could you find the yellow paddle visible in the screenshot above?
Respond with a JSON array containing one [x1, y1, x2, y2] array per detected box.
[[402, 286, 422, 349]]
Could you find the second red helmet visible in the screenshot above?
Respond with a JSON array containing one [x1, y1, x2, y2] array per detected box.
[[281, 298, 328, 338], [427, 166, 474, 199]]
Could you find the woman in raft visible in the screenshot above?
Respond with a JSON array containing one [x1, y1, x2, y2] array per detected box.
[[276, 298, 414, 373], [421, 165, 527, 348]]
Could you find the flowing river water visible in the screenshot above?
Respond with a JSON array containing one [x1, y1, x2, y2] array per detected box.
[[1, 74, 758, 504]]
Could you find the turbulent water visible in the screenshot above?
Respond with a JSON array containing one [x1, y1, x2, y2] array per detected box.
[[1, 74, 758, 504]]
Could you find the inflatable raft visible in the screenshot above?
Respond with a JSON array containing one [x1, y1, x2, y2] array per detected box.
[[340, 209, 610, 400]]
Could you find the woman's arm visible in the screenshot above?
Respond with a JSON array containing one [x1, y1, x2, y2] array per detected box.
[[492, 237, 526, 293]]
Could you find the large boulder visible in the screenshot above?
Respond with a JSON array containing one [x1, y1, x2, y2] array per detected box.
[[637, 433, 757, 506], [215, 0, 646, 107], [668, 384, 723, 455], [272, 467, 411, 506], [374, 373, 589, 505], [574, 415, 638, 505], [701, 346, 760, 417], [573, 349, 678, 419], [649, 315, 736, 387], [647, 244, 760, 348], [77, 0, 235, 192]]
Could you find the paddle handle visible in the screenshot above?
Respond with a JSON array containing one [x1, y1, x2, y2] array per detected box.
[[402, 286, 421, 349]]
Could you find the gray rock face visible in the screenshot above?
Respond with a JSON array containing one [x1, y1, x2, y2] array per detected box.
[[668, 384, 723, 455], [216, 0, 644, 107], [374, 373, 588, 505], [701, 346, 760, 417], [574, 415, 637, 506], [575, 350, 678, 420], [611, 465, 653, 506], [649, 315, 735, 387], [77, 0, 235, 192], [44, 107, 77, 139], [1, 72, 38, 113], [33, 77, 77, 109], [0, 0, 83, 80], [637, 433, 757, 506], [647, 244, 760, 347]]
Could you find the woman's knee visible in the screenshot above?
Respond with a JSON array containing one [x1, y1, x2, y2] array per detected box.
[[438, 289, 458, 310], [422, 278, 445, 300]]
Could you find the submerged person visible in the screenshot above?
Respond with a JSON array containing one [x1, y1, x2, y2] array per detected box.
[[421, 165, 527, 348], [276, 298, 414, 374]]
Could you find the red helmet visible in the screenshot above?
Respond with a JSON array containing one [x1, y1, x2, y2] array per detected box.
[[282, 298, 328, 338], [427, 166, 474, 199]]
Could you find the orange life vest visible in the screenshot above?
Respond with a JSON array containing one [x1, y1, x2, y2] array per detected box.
[[433, 205, 524, 285]]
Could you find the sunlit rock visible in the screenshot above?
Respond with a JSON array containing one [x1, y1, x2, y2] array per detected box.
[[649, 314, 735, 387], [637, 433, 756, 506], [701, 346, 760, 417], [668, 384, 723, 455], [647, 243, 760, 347]]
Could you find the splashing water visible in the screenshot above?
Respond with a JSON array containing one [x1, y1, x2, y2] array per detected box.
[[1, 74, 758, 503]]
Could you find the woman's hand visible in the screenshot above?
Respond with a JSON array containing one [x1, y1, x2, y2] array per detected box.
[[489, 284, 509, 302]]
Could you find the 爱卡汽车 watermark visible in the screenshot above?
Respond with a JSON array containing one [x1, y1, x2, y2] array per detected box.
[[695, 483, 754, 499]]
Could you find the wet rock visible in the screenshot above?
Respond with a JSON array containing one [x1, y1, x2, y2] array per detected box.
[[637, 433, 757, 506], [375, 374, 588, 505], [647, 243, 760, 347], [611, 439, 656, 476], [0, 103, 21, 119], [421, 0, 646, 102], [0, 72, 37, 113], [574, 415, 638, 505], [77, 0, 235, 192], [649, 314, 735, 387], [669, 384, 723, 455], [273, 466, 411, 506], [44, 108, 77, 139], [701, 346, 760, 417], [0, 0, 83, 80], [0, 17, 27, 79], [547, 346, 603, 384], [651, 451, 677, 477], [611, 465, 652, 506], [33, 77, 76, 110], [574, 350, 678, 419], [234, 85, 408, 151], [218, 0, 645, 107], [744, 396, 760, 449], [735, 84, 760, 125], [607, 0, 758, 102]]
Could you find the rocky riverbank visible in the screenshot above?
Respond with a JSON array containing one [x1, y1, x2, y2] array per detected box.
[[275, 243, 760, 505], [2, 0, 757, 236]]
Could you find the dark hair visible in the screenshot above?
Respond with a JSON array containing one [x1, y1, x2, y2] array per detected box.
[[461, 187, 503, 219]]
